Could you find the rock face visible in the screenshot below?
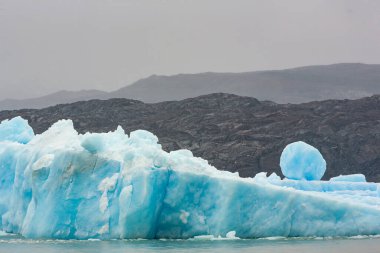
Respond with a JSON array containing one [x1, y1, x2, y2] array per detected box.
[[1, 93, 380, 181]]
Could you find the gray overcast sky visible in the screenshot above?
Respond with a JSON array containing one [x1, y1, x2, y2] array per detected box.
[[0, 0, 380, 100]]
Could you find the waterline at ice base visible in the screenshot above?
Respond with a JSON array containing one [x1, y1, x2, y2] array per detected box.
[[0, 116, 380, 239]]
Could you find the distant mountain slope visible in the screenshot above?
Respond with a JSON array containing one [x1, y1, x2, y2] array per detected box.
[[1, 93, 380, 182], [111, 63, 380, 103], [0, 90, 107, 110], [1, 63, 380, 110]]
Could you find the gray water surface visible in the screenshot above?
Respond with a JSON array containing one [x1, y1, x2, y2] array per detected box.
[[0, 234, 379, 253]]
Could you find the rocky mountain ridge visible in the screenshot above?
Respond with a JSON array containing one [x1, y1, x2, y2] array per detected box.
[[1, 93, 380, 181], [1, 63, 380, 110]]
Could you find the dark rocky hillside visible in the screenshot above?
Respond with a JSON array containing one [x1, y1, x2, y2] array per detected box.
[[1, 93, 380, 181]]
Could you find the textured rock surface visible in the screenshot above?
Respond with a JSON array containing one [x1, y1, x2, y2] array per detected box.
[[1, 93, 380, 181]]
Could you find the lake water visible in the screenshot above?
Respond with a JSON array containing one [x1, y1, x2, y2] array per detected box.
[[1, 233, 380, 253]]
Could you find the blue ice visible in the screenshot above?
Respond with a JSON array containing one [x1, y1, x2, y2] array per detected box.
[[280, 141, 326, 180], [0, 117, 380, 240], [330, 174, 366, 182], [0, 116, 34, 144]]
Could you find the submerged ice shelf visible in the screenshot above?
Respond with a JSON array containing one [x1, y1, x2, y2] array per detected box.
[[0, 117, 380, 239]]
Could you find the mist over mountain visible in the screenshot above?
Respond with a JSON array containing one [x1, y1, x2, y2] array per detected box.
[[0, 90, 107, 110], [1, 93, 380, 181], [110, 63, 380, 103], [1, 63, 380, 110]]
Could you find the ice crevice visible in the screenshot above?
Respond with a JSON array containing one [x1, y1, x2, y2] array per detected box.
[[0, 117, 380, 239]]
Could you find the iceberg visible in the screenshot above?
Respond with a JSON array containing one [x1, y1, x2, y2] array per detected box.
[[0, 117, 380, 239], [280, 141, 326, 181]]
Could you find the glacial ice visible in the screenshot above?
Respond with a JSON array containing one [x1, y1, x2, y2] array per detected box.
[[0, 116, 34, 144], [280, 141, 326, 180], [330, 174, 367, 182], [0, 117, 380, 239]]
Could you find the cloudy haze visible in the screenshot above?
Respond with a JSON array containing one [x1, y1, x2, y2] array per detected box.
[[0, 0, 379, 100]]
